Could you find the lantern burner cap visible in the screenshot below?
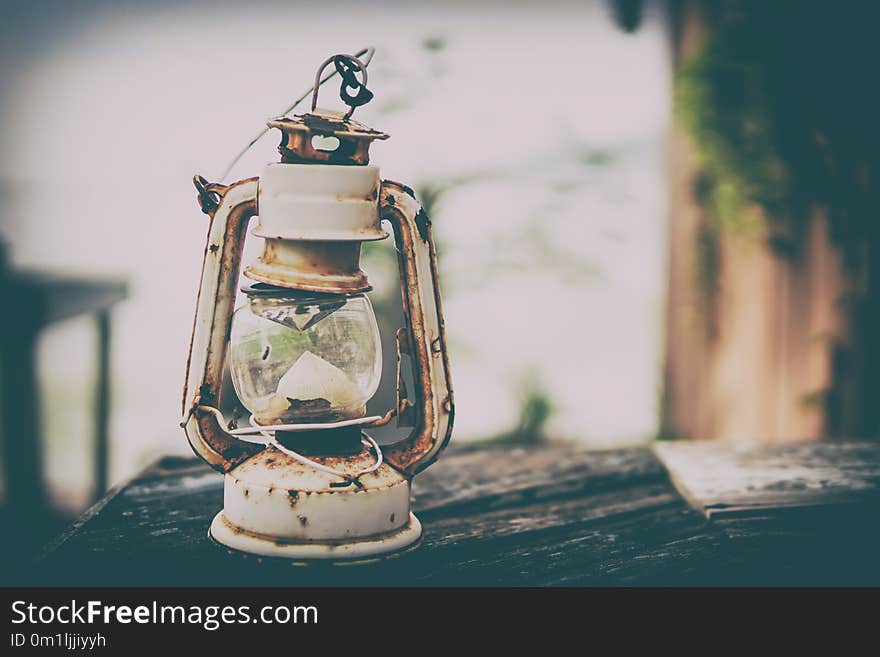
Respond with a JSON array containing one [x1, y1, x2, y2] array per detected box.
[[269, 110, 387, 139], [267, 109, 388, 166]]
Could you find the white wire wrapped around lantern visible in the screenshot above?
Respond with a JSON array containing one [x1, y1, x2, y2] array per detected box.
[[197, 404, 386, 480]]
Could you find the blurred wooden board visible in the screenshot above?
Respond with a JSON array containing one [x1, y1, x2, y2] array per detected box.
[[654, 441, 880, 520]]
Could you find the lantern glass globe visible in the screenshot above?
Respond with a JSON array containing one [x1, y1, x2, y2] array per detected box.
[[229, 286, 382, 425]]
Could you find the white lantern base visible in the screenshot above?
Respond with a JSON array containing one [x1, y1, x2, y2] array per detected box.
[[210, 511, 422, 563], [207, 445, 422, 563]]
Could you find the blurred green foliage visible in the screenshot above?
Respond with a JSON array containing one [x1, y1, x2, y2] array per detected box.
[[676, 0, 880, 262], [467, 381, 556, 449]]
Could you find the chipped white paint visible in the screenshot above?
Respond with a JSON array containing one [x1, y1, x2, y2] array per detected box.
[[211, 445, 420, 559], [255, 163, 384, 241]]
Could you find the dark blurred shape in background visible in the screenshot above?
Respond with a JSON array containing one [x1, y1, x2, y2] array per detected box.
[[0, 239, 127, 564]]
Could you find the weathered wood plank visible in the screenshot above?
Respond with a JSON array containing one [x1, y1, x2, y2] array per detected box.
[[419, 483, 678, 550], [408, 503, 728, 586], [27, 442, 880, 586], [653, 441, 880, 520], [413, 445, 666, 517], [401, 486, 711, 585]]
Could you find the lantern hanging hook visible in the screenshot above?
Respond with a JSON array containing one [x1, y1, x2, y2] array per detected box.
[[310, 53, 373, 119], [217, 46, 376, 182]]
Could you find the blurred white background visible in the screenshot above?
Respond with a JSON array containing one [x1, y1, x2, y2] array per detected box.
[[0, 0, 670, 510]]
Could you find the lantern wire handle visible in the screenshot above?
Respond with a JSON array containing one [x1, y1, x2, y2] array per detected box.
[[205, 405, 386, 482], [229, 413, 388, 434], [218, 46, 376, 182], [231, 413, 384, 483], [269, 433, 384, 482], [193, 400, 393, 481]]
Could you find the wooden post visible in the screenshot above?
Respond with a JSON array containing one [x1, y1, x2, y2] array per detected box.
[[661, 1, 847, 442]]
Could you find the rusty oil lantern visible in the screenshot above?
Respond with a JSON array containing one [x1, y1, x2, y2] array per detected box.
[[181, 53, 453, 561]]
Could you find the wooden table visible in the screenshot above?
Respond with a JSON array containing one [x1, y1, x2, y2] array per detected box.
[[27, 441, 880, 586]]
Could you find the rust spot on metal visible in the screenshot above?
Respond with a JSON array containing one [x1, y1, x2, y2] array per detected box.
[[287, 490, 299, 507], [414, 208, 431, 243], [243, 488, 249, 498], [298, 515, 309, 527], [389, 513, 395, 523], [220, 441, 254, 463], [209, 243, 219, 253], [198, 383, 214, 405], [262, 345, 270, 360], [377, 181, 454, 475], [365, 408, 395, 428], [181, 177, 266, 474]]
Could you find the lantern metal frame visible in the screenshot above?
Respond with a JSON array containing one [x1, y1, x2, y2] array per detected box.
[[179, 110, 453, 559]]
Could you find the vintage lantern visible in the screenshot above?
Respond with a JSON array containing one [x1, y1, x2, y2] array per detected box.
[[181, 54, 453, 561]]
